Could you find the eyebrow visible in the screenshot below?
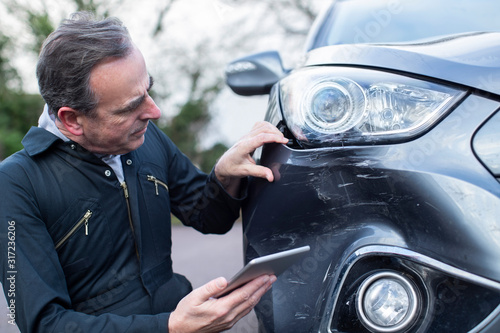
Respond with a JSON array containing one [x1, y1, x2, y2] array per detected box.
[[114, 75, 154, 115], [148, 76, 154, 91]]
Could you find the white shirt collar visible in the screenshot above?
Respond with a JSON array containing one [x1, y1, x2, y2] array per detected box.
[[38, 104, 70, 142], [38, 104, 125, 183]]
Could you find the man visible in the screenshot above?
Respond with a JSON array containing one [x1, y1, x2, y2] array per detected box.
[[0, 12, 288, 332]]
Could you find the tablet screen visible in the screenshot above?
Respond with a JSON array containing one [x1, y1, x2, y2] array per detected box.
[[215, 245, 310, 298]]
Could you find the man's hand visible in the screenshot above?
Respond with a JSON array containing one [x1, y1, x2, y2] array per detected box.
[[215, 121, 288, 196], [168, 274, 277, 333]]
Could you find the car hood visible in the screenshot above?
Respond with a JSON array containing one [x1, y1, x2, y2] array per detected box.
[[304, 32, 500, 96]]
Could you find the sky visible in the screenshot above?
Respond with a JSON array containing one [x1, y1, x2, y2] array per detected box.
[[1, 0, 325, 147], [115, 0, 289, 147], [117, 0, 273, 147]]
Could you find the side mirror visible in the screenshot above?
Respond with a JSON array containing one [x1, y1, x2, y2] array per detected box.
[[225, 51, 288, 96]]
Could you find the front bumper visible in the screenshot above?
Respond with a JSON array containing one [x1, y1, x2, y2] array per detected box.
[[242, 94, 500, 332]]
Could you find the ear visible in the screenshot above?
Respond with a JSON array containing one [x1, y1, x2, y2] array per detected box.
[[57, 107, 84, 136]]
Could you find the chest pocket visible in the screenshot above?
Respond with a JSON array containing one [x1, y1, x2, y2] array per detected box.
[[48, 198, 112, 278], [146, 174, 169, 196], [138, 162, 170, 203], [138, 164, 173, 263]]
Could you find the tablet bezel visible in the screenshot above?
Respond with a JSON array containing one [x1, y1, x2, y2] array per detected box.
[[215, 245, 311, 298]]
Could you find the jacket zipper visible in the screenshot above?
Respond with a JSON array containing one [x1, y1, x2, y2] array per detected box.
[[147, 175, 169, 195], [55, 210, 93, 250], [121, 182, 140, 262]]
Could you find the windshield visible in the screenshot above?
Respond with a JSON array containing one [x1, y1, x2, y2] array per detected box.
[[309, 0, 500, 50]]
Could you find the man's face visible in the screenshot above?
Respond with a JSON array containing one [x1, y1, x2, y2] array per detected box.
[[78, 45, 161, 155]]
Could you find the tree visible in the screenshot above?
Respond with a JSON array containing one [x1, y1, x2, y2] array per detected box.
[[0, 0, 325, 165], [147, 1, 324, 172], [0, 0, 226, 170], [0, 30, 44, 159], [0, 0, 128, 160], [153, 42, 227, 172]]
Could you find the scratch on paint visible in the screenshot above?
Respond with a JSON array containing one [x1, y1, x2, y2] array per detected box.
[[356, 174, 388, 179], [294, 312, 309, 320], [425, 201, 441, 212], [288, 280, 307, 285]]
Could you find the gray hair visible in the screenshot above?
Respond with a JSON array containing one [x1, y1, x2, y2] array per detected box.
[[36, 11, 133, 117]]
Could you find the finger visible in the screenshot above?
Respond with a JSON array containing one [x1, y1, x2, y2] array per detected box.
[[196, 277, 228, 302], [223, 275, 273, 306], [226, 275, 277, 316], [245, 122, 288, 143], [229, 163, 275, 182], [240, 132, 288, 155], [248, 121, 276, 134], [198, 275, 276, 332], [250, 121, 283, 136], [248, 165, 275, 182]]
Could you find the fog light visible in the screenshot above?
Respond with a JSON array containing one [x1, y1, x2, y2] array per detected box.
[[356, 271, 419, 332]]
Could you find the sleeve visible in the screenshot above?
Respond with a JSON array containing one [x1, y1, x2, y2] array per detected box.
[[174, 168, 248, 234], [0, 168, 171, 333], [158, 130, 248, 235]]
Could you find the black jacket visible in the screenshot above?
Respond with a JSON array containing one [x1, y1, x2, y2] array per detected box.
[[0, 123, 244, 332]]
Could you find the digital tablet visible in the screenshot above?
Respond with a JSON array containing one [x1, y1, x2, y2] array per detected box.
[[215, 245, 310, 298]]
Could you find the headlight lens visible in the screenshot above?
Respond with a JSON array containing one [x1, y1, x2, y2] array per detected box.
[[304, 78, 366, 134], [280, 67, 466, 147], [356, 271, 420, 333]]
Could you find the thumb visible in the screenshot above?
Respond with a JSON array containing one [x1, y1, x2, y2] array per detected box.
[[199, 277, 228, 301]]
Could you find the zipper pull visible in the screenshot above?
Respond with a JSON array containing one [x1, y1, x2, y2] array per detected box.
[[147, 175, 159, 195], [82, 210, 92, 236], [121, 182, 129, 199]]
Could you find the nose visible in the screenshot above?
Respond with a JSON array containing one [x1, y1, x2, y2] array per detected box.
[[141, 95, 161, 120]]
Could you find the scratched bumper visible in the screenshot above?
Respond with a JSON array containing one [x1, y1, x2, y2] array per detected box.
[[241, 95, 500, 332]]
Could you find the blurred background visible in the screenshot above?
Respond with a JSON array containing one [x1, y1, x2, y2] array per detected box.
[[0, 0, 326, 332], [0, 0, 327, 168]]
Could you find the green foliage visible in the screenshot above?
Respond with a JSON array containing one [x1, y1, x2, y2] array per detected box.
[[154, 63, 228, 174], [74, 0, 98, 12], [164, 99, 209, 158], [0, 0, 227, 166], [0, 0, 102, 160], [0, 90, 44, 158], [0, 13, 46, 159], [27, 11, 55, 53], [156, 98, 228, 173], [198, 142, 228, 174], [0, 33, 19, 92]]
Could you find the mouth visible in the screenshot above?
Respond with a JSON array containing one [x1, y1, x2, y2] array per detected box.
[[133, 123, 148, 136]]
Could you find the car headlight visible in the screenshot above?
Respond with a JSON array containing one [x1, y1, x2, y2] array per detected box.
[[280, 67, 466, 147], [356, 271, 420, 333]]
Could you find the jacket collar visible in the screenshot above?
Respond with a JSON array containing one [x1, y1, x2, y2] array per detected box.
[[23, 105, 71, 157], [22, 127, 63, 157]]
